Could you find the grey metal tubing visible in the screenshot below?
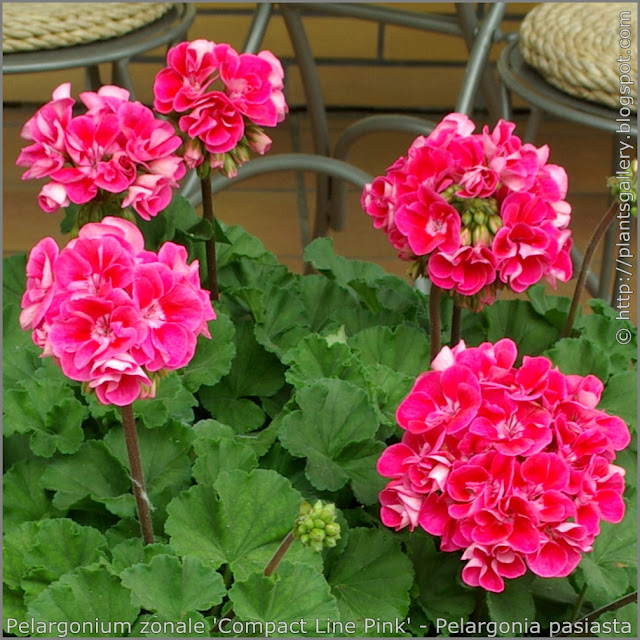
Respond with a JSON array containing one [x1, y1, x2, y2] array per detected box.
[[285, 2, 461, 36], [280, 5, 332, 238], [206, 153, 372, 193], [455, 3, 507, 119], [243, 2, 273, 54], [497, 40, 638, 136], [2, 4, 196, 74], [329, 115, 438, 230], [570, 243, 600, 297]]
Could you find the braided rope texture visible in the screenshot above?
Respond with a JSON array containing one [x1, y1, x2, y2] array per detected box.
[[520, 2, 637, 111], [3, 3, 172, 53]]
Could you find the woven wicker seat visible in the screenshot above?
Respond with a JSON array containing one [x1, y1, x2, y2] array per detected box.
[[519, 2, 637, 112], [2, 3, 172, 53]]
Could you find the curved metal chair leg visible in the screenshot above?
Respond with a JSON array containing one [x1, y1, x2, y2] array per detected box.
[[280, 5, 332, 238], [243, 2, 273, 53]]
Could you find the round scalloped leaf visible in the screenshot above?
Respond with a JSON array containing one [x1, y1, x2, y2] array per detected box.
[[229, 561, 339, 636], [121, 554, 226, 619], [26, 565, 139, 636], [326, 528, 413, 636]]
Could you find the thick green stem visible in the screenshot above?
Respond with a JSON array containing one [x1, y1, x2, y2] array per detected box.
[[559, 591, 637, 637], [451, 303, 462, 346], [430, 284, 442, 361], [571, 582, 588, 623], [201, 177, 219, 301], [561, 200, 618, 338], [264, 530, 296, 577], [121, 404, 154, 545]]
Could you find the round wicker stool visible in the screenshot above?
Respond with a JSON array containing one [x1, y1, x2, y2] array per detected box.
[[519, 2, 637, 112], [3, 2, 195, 97], [497, 3, 637, 303]]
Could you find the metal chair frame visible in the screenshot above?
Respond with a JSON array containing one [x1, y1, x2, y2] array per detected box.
[[2, 3, 196, 98], [497, 38, 638, 302]]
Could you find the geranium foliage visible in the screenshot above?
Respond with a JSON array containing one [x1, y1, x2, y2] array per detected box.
[[3, 208, 637, 636]]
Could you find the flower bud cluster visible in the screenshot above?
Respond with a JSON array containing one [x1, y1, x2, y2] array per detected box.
[[607, 158, 638, 217], [294, 501, 341, 552]]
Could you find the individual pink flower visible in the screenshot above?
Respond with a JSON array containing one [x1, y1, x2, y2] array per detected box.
[[88, 353, 155, 406], [121, 174, 174, 221], [428, 245, 497, 296], [153, 39, 218, 114], [395, 185, 461, 256], [218, 46, 287, 127], [178, 91, 245, 154], [19, 237, 60, 331], [461, 543, 527, 592], [37, 182, 70, 214]]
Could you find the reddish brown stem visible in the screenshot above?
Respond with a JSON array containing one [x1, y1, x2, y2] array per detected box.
[[561, 201, 618, 338], [201, 177, 219, 301], [451, 303, 462, 347], [121, 404, 154, 545], [264, 530, 296, 577]]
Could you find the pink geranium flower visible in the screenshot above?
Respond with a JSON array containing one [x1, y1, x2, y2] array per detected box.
[[21, 217, 216, 406], [361, 113, 574, 307], [378, 339, 630, 592]]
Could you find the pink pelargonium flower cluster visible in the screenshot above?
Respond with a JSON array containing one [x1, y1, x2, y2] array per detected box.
[[20, 217, 216, 406], [16, 84, 186, 220], [361, 113, 573, 309], [153, 39, 287, 177], [378, 339, 629, 593]]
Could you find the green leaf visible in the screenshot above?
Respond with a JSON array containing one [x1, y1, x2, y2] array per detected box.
[[348, 324, 430, 378], [103, 420, 194, 508], [283, 333, 366, 390], [527, 285, 572, 329], [482, 299, 560, 357], [577, 502, 637, 608], [3, 363, 86, 455], [192, 437, 258, 486], [132, 372, 198, 428], [279, 379, 380, 493], [198, 391, 266, 434], [253, 284, 309, 357], [3, 584, 27, 636], [109, 539, 175, 575], [166, 470, 309, 581], [599, 371, 638, 432], [40, 441, 135, 517], [121, 554, 226, 619], [27, 565, 139, 636], [545, 337, 611, 380], [298, 274, 360, 334], [180, 313, 236, 392], [20, 519, 107, 602], [3, 459, 57, 530], [3, 521, 40, 590], [3, 253, 27, 307], [229, 561, 339, 636], [221, 316, 286, 398], [3, 303, 42, 394], [326, 528, 413, 636], [487, 579, 536, 630], [407, 533, 476, 621]]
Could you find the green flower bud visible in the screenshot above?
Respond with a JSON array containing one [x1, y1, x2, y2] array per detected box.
[[325, 523, 340, 538], [472, 224, 491, 247], [310, 529, 325, 542], [314, 519, 326, 530], [487, 214, 503, 234], [473, 210, 486, 225], [460, 227, 472, 246], [298, 501, 312, 516], [310, 540, 324, 553], [324, 536, 338, 548], [461, 211, 473, 226], [299, 534, 309, 545]]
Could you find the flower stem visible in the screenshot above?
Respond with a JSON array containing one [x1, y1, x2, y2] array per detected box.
[[120, 404, 154, 545], [430, 284, 442, 361], [200, 177, 219, 301], [571, 582, 588, 623], [561, 591, 637, 637], [561, 200, 618, 338], [451, 303, 462, 347], [264, 530, 296, 577]]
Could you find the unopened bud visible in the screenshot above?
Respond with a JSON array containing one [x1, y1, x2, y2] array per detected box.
[[473, 210, 486, 225], [293, 499, 341, 551], [487, 214, 503, 234], [461, 211, 473, 226], [472, 224, 491, 247], [460, 227, 473, 246]]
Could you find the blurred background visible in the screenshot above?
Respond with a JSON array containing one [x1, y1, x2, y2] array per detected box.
[[3, 2, 630, 315]]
